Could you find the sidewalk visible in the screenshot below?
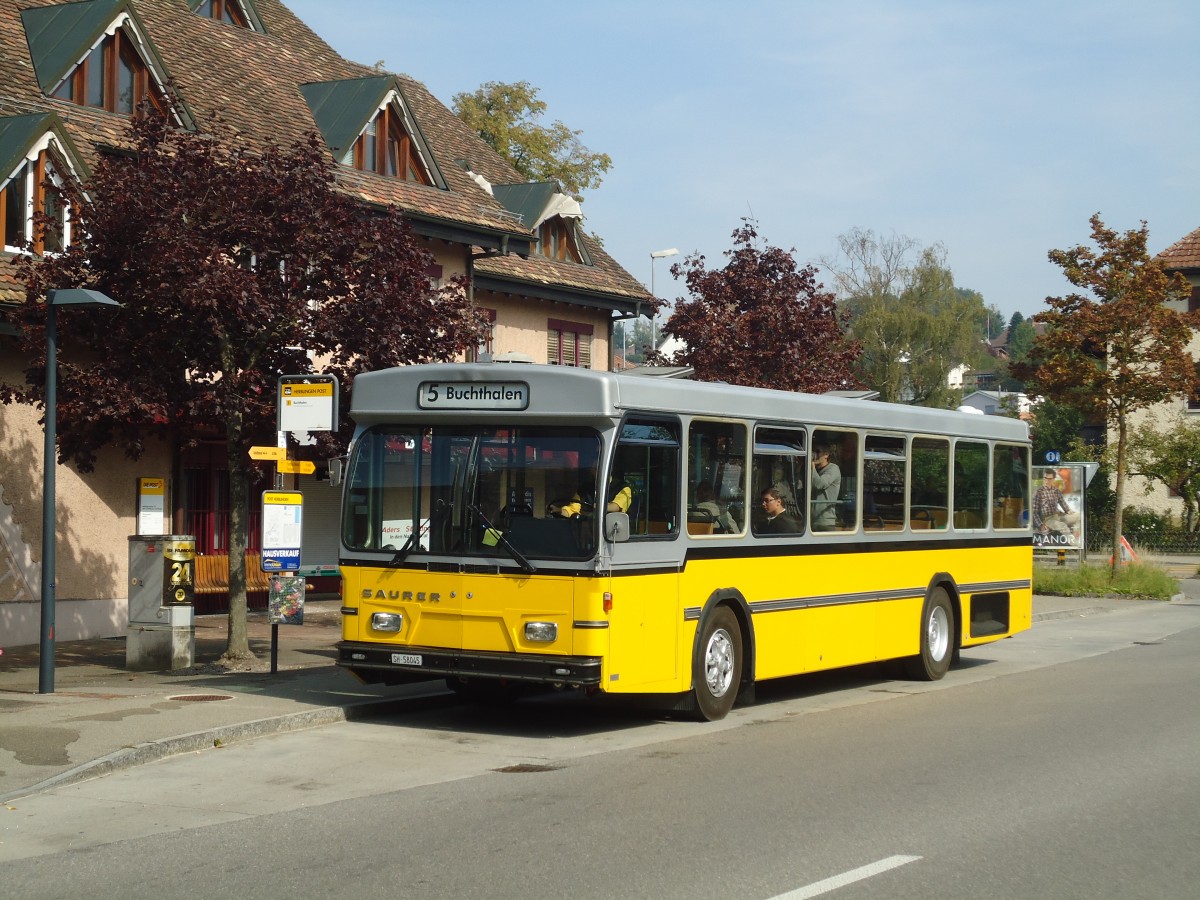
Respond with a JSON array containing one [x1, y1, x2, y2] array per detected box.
[[0, 590, 1191, 802], [0, 601, 452, 802]]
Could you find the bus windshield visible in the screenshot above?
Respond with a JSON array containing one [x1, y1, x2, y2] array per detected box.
[[342, 424, 604, 562]]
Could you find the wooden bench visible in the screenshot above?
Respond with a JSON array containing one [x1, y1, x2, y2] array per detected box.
[[192, 554, 271, 598]]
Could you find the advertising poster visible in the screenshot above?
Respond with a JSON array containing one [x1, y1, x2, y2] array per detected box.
[[137, 477, 166, 535], [1033, 465, 1084, 549], [267, 573, 305, 625]]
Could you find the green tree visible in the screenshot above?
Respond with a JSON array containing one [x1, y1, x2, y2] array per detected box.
[[660, 222, 860, 391], [452, 81, 612, 201], [3, 114, 484, 660], [999, 317, 1037, 390], [1027, 398, 1087, 461], [1014, 213, 1197, 569], [822, 229, 992, 405], [616, 317, 654, 364], [1128, 414, 1200, 531]]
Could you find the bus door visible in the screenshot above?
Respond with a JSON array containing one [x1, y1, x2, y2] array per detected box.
[[603, 416, 683, 691]]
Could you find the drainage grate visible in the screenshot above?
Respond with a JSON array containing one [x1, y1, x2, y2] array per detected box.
[[168, 694, 234, 702], [492, 763, 561, 774]]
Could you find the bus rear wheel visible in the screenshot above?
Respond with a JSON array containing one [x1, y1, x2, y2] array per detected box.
[[904, 586, 955, 681], [692, 606, 742, 721]]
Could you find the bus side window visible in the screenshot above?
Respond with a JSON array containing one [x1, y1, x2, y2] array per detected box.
[[953, 440, 990, 528], [910, 437, 949, 530], [811, 429, 857, 532], [993, 443, 1030, 529], [863, 434, 906, 531], [688, 420, 747, 536], [615, 417, 681, 537], [752, 425, 805, 536]]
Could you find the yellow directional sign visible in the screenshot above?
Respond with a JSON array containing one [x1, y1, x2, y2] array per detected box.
[[249, 446, 286, 461], [277, 459, 316, 475]]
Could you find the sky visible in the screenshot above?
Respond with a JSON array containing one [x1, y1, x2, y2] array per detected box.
[[284, 0, 1200, 319]]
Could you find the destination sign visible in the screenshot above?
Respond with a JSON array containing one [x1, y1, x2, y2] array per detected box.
[[418, 381, 529, 410]]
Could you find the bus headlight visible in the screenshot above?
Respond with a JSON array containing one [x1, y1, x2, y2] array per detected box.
[[524, 621, 557, 642], [371, 612, 403, 633]]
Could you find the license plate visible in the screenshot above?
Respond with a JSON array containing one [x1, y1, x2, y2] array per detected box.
[[391, 653, 422, 666]]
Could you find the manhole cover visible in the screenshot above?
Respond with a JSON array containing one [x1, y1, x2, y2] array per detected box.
[[168, 694, 234, 702]]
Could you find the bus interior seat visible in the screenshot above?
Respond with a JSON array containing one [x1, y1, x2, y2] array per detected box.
[[687, 508, 716, 535], [954, 509, 986, 529]]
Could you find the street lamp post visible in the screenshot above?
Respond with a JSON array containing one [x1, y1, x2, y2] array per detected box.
[[40, 288, 121, 694], [649, 248, 678, 354]]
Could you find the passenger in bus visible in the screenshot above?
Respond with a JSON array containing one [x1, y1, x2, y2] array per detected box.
[[549, 479, 632, 518], [757, 487, 801, 534], [694, 482, 737, 533], [811, 444, 842, 531]]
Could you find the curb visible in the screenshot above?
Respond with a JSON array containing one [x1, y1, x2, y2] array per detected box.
[[1, 688, 453, 804], [1032, 606, 1110, 622]]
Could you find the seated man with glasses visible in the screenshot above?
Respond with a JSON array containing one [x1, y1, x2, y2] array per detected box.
[[756, 486, 802, 535]]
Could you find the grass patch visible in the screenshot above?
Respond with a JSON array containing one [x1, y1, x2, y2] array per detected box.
[[1033, 562, 1179, 600]]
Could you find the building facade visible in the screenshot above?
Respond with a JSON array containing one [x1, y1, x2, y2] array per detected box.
[[0, 0, 652, 643], [1118, 225, 1200, 522]]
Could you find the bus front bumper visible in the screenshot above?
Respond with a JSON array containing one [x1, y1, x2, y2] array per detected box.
[[337, 641, 603, 687]]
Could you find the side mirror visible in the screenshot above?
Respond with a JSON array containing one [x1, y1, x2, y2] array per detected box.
[[328, 458, 344, 487], [605, 511, 630, 543]]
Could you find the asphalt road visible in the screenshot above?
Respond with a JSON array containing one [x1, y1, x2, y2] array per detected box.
[[3, 600, 1198, 899]]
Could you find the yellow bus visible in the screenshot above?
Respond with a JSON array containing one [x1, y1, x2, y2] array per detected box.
[[337, 363, 1032, 720]]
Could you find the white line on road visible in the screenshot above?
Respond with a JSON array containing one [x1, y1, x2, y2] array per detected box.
[[770, 855, 923, 899]]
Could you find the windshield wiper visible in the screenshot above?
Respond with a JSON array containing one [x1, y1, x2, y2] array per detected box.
[[468, 503, 536, 574], [386, 530, 419, 567]]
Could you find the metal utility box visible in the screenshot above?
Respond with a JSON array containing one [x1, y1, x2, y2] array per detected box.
[[126, 535, 196, 671]]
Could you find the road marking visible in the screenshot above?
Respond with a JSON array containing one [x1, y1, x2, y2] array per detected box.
[[770, 855, 922, 899]]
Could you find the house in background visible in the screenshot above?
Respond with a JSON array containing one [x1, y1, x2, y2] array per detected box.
[[959, 390, 1035, 419], [1120, 224, 1200, 523], [0, 0, 651, 643]]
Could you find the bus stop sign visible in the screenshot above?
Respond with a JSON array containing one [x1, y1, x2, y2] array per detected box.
[[261, 491, 303, 572]]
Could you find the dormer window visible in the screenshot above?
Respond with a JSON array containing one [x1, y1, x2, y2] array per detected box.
[[51, 27, 165, 117], [342, 107, 430, 185], [194, 0, 250, 28], [538, 217, 582, 263], [2, 149, 69, 254]]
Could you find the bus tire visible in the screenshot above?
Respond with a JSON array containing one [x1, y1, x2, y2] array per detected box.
[[692, 606, 742, 721], [904, 586, 955, 681]]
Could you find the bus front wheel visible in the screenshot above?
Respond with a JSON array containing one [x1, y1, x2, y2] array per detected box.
[[692, 606, 742, 721], [904, 586, 955, 681]]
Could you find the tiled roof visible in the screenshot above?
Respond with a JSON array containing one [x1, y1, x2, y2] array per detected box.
[[0, 0, 650, 309], [1159, 225, 1200, 272], [0, 254, 24, 302], [476, 233, 650, 309]]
